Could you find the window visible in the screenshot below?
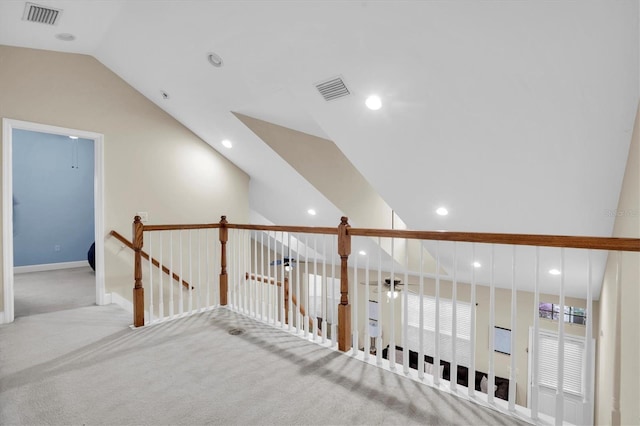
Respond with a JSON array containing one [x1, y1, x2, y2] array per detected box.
[[538, 330, 585, 395], [539, 303, 586, 325], [404, 292, 471, 366]]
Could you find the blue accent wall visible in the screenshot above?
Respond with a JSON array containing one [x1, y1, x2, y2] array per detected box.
[[12, 129, 95, 267]]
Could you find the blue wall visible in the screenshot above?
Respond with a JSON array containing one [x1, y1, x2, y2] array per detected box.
[[13, 129, 94, 267]]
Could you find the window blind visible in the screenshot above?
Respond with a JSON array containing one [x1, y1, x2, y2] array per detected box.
[[405, 292, 471, 366], [538, 330, 584, 395]]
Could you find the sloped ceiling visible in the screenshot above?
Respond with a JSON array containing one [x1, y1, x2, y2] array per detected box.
[[0, 1, 637, 298]]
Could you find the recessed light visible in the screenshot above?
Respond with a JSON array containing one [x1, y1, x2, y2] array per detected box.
[[549, 269, 561, 275], [307, 209, 316, 216], [436, 207, 448, 216], [365, 95, 382, 110], [55, 33, 76, 41], [359, 250, 367, 256], [221, 139, 233, 149], [473, 261, 481, 268], [207, 52, 224, 67], [68, 136, 78, 140]]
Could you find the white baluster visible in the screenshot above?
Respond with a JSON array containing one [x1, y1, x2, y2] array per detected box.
[[509, 245, 517, 411], [556, 248, 566, 425], [295, 234, 301, 333], [583, 249, 594, 425], [376, 237, 383, 366], [418, 245, 424, 381], [531, 246, 540, 419], [389, 237, 396, 371], [188, 230, 193, 314], [321, 235, 327, 344], [178, 231, 184, 315], [196, 230, 201, 312], [364, 252, 371, 361], [353, 247, 359, 355], [159, 232, 164, 319], [305, 234, 310, 339], [288, 233, 293, 331], [313, 236, 318, 341], [468, 243, 476, 398], [169, 231, 174, 318], [451, 242, 458, 392], [205, 229, 210, 309], [148, 232, 154, 324], [280, 232, 285, 328], [434, 241, 441, 387], [403, 239, 409, 374], [488, 244, 495, 404], [332, 236, 337, 348]]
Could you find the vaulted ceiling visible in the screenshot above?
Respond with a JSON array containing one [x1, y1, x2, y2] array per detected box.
[[1, 1, 638, 298]]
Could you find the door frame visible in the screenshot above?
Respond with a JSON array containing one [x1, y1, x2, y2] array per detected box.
[[2, 118, 106, 323]]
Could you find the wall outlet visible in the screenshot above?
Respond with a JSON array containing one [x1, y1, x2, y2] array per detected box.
[[54, 244, 61, 252], [137, 212, 149, 222]]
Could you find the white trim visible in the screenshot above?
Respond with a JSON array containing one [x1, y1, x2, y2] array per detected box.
[[14, 261, 89, 274], [1, 118, 106, 324], [110, 291, 133, 313], [0, 311, 4, 324]]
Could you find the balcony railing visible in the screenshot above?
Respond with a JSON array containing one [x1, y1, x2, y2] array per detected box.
[[128, 215, 640, 426]]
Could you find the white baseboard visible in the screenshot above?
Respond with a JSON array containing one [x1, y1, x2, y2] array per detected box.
[[0, 311, 5, 324], [14, 261, 89, 274], [109, 292, 133, 313]]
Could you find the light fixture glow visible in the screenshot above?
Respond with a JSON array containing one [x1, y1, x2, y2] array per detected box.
[[387, 290, 399, 299], [284, 265, 292, 272], [221, 139, 233, 149], [68, 136, 78, 140], [359, 250, 367, 256], [549, 269, 561, 275], [436, 207, 449, 216], [307, 209, 316, 216], [473, 261, 481, 268], [365, 95, 382, 110]]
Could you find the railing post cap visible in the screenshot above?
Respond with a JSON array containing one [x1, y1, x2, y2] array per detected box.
[[134, 215, 142, 223], [220, 215, 228, 224], [340, 216, 349, 226]]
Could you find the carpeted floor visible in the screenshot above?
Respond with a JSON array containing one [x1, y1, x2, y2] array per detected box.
[[13, 266, 96, 317], [1, 271, 529, 425]]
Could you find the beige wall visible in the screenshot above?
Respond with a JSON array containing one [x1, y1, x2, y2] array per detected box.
[[0, 45, 249, 313], [596, 104, 640, 426]]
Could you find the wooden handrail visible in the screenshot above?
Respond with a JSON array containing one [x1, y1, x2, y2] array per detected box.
[[347, 228, 640, 252], [140, 220, 639, 252], [245, 272, 284, 287], [143, 223, 221, 231], [110, 230, 192, 289], [227, 223, 338, 235]]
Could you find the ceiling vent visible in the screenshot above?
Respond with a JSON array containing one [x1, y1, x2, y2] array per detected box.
[[22, 2, 62, 25], [315, 76, 350, 101]]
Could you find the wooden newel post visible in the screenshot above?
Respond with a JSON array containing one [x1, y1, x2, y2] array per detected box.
[[337, 216, 352, 352], [132, 215, 145, 327], [219, 215, 228, 306]]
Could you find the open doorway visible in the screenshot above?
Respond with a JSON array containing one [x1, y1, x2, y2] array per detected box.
[[2, 119, 105, 323]]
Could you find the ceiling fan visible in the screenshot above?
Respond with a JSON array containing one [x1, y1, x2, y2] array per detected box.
[[270, 257, 300, 271], [360, 277, 404, 298]]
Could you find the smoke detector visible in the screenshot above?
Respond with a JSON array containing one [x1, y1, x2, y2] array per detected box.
[[22, 2, 62, 25]]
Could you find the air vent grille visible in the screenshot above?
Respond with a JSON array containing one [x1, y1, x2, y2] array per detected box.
[[315, 77, 350, 101], [23, 2, 61, 25]]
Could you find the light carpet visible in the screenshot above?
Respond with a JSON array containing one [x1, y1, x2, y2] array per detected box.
[[0, 300, 529, 425]]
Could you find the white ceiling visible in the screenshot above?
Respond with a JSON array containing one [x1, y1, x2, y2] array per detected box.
[[1, 1, 637, 299]]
